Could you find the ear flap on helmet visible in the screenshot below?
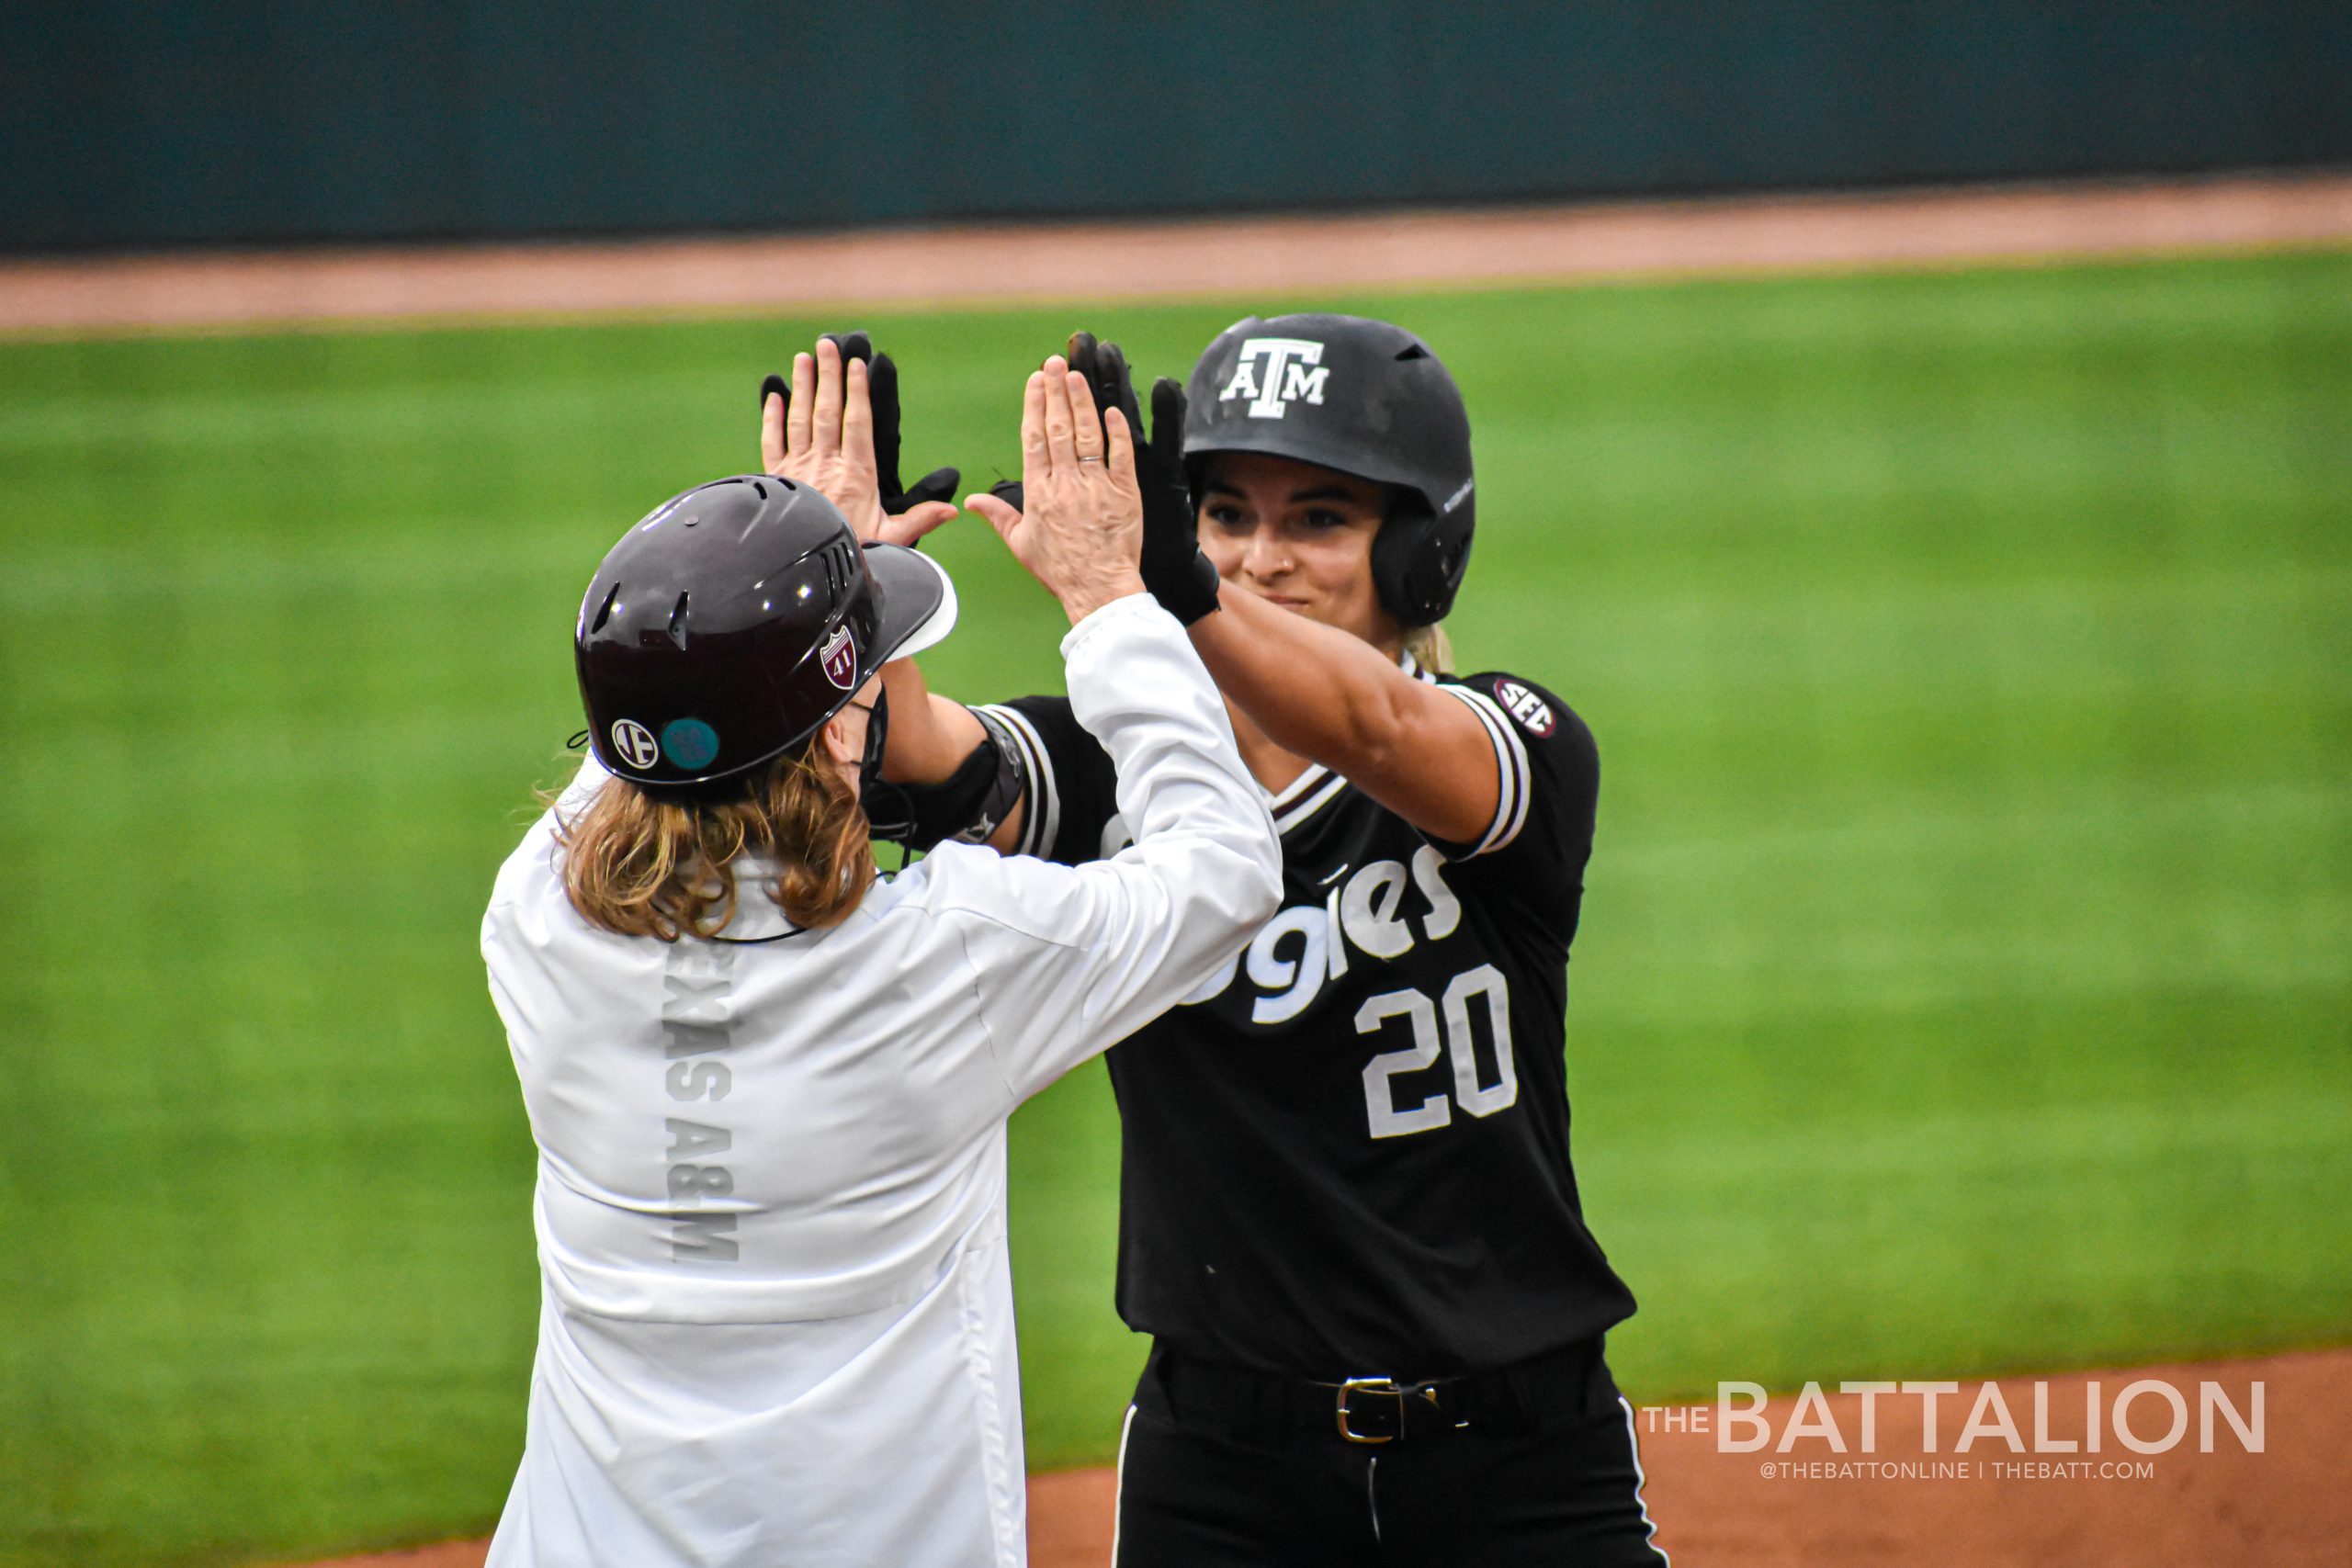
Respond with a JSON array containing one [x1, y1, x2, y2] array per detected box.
[[1370, 495, 1474, 628]]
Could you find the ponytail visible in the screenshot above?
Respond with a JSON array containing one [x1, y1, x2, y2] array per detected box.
[[1404, 622, 1454, 675]]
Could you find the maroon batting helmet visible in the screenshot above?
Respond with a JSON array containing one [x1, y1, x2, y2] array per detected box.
[[574, 476, 956, 790]]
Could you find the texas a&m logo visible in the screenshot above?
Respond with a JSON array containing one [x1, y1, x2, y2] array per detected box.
[[1219, 338, 1330, 419], [820, 625, 858, 690]]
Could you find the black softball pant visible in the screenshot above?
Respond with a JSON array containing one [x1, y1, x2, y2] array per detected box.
[[1111, 1345, 1669, 1567]]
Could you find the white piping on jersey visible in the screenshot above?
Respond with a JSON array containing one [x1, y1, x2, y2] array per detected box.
[[1434, 683, 1532, 856], [1262, 761, 1330, 812], [978, 705, 1058, 860], [1273, 772, 1350, 835]]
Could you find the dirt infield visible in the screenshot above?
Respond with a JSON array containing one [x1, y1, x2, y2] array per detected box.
[[1626, 1348, 2347, 1567], [288, 1348, 2346, 1567], [6, 172, 2349, 337]]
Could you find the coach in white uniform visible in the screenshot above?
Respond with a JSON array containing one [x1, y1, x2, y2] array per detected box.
[[481, 354, 1279, 1566]]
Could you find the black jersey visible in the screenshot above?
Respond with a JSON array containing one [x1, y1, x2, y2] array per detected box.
[[982, 660, 1636, 1379]]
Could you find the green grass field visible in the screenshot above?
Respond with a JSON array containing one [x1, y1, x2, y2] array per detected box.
[[1, 251, 2346, 1565]]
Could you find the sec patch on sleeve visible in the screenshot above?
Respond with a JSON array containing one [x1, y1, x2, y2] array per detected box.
[[1492, 679, 1556, 737]]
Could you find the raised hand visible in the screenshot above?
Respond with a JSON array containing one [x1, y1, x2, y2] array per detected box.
[[1067, 333, 1220, 624], [965, 355, 1147, 626], [759, 335, 958, 548]]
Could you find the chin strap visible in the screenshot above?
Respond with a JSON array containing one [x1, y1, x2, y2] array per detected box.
[[851, 689, 916, 869]]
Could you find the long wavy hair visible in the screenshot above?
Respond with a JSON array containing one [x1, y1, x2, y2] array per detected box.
[[554, 733, 872, 941]]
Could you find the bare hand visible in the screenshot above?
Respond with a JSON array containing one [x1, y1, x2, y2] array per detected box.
[[965, 355, 1147, 625], [760, 337, 957, 548]]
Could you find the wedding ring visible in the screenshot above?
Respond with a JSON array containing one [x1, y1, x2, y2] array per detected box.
[[1078, 455, 1104, 465]]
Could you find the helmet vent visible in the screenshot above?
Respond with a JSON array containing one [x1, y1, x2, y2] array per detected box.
[[590, 581, 621, 633], [1395, 344, 1430, 361], [666, 591, 691, 649], [818, 538, 860, 602], [752, 480, 767, 501]]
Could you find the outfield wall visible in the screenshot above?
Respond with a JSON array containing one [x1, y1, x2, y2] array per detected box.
[[5, 1, 2349, 254]]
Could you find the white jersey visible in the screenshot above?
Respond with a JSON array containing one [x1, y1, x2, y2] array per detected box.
[[480, 595, 1279, 1568]]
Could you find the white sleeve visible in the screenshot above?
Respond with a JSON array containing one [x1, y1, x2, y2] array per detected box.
[[932, 593, 1282, 1103]]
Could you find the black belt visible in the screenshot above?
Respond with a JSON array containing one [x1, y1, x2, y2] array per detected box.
[[1147, 1337, 1610, 1445]]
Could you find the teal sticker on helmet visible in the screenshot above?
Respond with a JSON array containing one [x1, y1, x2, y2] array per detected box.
[[661, 718, 719, 770]]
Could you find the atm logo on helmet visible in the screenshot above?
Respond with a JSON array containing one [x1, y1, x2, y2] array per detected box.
[[820, 626, 858, 690], [1219, 338, 1329, 419]]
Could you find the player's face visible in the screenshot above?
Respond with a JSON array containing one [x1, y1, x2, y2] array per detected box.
[[1195, 453, 1401, 653]]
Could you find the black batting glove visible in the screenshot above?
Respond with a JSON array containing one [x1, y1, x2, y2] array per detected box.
[[762, 332, 961, 518], [1136, 377, 1219, 623], [1066, 332, 1220, 625], [855, 340, 962, 515]]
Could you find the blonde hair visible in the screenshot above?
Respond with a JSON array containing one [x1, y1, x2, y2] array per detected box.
[[554, 737, 871, 941], [1405, 622, 1454, 674]]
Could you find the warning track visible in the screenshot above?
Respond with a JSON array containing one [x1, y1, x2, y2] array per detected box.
[[5, 171, 2348, 338]]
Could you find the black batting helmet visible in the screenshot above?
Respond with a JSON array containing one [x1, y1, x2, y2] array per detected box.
[[574, 476, 956, 790], [1182, 313, 1476, 626]]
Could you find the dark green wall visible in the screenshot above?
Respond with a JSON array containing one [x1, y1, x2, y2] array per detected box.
[[5, 2, 2346, 253]]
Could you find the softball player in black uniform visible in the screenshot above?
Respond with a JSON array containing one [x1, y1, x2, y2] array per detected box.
[[890, 316, 1666, 1566]]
